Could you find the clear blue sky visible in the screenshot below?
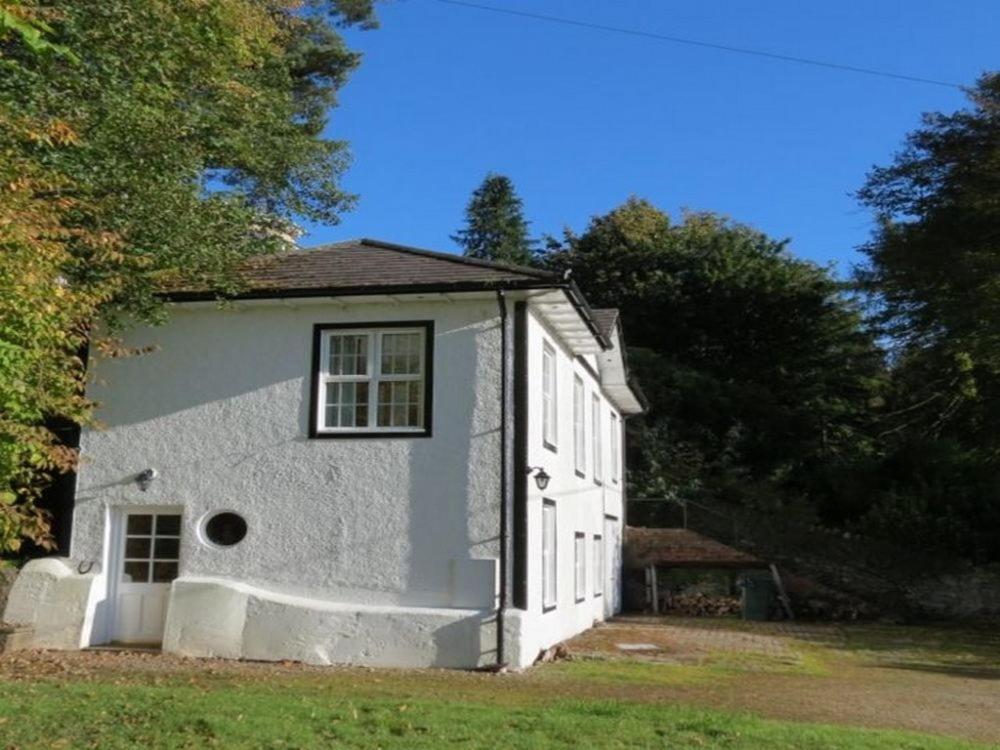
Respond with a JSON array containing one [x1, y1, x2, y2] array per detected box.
[[301, 0, 998, 275]]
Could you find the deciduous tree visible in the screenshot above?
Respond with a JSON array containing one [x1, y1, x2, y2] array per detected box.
[[0, 0, 376, 552]]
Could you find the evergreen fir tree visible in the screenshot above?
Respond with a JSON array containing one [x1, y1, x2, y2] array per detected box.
[[452, 173, 536, 265]]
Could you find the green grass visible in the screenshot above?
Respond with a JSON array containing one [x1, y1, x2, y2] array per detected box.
[[0, 678, 988, 750]]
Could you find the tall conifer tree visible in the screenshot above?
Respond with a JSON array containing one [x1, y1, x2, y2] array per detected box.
[[452, 173, 536, 265]]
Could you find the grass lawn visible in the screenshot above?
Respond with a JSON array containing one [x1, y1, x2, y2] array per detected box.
[[0, 619, 997, 749], [0, 678, 986, 750]]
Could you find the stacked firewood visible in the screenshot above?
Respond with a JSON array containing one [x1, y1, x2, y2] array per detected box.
[[667, 593, 741, 617]]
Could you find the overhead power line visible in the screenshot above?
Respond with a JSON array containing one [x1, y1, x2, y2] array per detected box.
[[432, 0, 964, 90]]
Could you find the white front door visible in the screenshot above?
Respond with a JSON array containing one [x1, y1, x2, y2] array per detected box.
[[113, 511, 182, 645]]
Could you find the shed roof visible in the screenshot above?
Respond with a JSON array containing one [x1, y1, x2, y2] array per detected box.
[[624, 527, 767, 569]]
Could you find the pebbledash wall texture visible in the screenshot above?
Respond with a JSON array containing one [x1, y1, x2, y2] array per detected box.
[[76, 298, 505, 666]]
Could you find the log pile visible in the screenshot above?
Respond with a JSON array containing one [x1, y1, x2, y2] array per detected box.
[[668, 593, 741, 617]]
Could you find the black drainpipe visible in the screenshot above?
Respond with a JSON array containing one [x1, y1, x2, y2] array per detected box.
[[495, 290, 509, 667]]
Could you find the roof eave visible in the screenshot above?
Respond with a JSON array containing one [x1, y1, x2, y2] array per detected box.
[[160, 277, 559, 303]]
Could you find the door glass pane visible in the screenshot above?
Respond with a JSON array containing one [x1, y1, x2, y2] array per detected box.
[[127, 515, 152, 535], [156, 515, 181, 536], [152, 562, 179, 583], [154, 537, 180, 560], [123, 561, 149, 583], [125, 537, 151, 558]]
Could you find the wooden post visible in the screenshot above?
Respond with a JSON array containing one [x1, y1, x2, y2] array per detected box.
[[649, 565, 659, 614], [770, 564, 794, 620]]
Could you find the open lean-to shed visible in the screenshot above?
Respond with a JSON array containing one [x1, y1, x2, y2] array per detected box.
[[622, 527, 790, 619]]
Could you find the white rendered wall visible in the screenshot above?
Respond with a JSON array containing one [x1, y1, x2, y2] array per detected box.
[[70, 297, 504, 663], [509, 307, 624, 667]]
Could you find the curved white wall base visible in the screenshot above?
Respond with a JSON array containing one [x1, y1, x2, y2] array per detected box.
[[163, 577, 497, 668], [2, 558, 101, 649]]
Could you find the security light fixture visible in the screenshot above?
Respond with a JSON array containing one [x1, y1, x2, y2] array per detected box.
[[526, 466, 551, 491], [136, 468, 157, 492]]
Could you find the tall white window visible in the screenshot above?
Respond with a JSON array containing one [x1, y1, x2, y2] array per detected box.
[[610, 412, 620, 483], [542, 500, 557, 610], [573, 375, 586, 475], [542, 342, 558, 449], [315, 325, 429, 434], [593, 534, 603, 597], [592, 394, 603, 484], [574, 532, 586, 602]]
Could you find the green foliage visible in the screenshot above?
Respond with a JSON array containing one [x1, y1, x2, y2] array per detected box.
[[0, 2, 77, 60], [856, 73, 1000, 445], [852, 73, 1000, 561], [452, 173, 536, 265], [544, 199, 882, 514], [0, 0, 375, 552]]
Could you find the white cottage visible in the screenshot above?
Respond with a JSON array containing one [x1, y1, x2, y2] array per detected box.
[[5, 240, 645, 670]]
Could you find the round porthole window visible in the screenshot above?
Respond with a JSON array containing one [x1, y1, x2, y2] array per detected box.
[[204, 512, 247, 547]]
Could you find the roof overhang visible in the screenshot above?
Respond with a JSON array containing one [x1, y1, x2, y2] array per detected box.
[[596, 324, 647, 416], [524, 285, 610, 356]]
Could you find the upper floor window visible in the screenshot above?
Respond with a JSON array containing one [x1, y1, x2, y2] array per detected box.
[[573, 375, 586, 476], [542, 341, 558, 450], [592, 394, 603, 484], [311, 323, 432, 437], [610, 412, 620, 482]]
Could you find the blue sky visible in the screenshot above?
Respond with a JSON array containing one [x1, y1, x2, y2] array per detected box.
[[302, 0, 998, 275]]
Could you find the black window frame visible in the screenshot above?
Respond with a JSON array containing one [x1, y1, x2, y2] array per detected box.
[[309, 320, 435, 439]]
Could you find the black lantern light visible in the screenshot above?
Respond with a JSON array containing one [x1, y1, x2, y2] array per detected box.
[[135, 468, 157, 492], [526, 466, 551, 491]]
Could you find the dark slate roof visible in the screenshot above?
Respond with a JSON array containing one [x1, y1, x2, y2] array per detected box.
[[164, 238, 558, 300], [591, 309, 620, 341], [624, 527, 767, 569]]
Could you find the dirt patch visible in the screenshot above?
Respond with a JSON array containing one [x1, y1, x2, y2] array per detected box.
[[561, 616, 1000, 743]]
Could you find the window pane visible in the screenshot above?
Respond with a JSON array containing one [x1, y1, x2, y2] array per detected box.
[[380, 332, 422, 375], [154, 537, 180, 560], [592, 396, 602, 481], [573, 377, 585, 474], [325, 381, 369, 428], [152, 561, 178, 583], [542, 344, 557, 445], [122, 561, 149, 583], [155, 515, 181, 536], [542, 503, 556, 608], [126, 515, 152, 535], [329, 334, 368, 376], [575, 534, 586, 600], [125, 537, 150, 559], [376, 379, 422, 427], [594, 536, 603, 595]]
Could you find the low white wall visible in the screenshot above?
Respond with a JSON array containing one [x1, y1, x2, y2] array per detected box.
[[164, 577, 496, 668], [2, 558, 101, 649]]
